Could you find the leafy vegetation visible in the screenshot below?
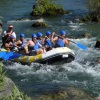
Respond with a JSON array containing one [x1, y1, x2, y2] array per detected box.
[[88, 0, 100, 15], [31, 0, 69, 16], [0, 62, 31, 100], [82, 0, 100, 22], [2, 86, 31, 100], [0, 62, 5, 91]]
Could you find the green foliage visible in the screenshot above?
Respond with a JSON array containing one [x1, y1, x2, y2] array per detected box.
[[2, 86, 31, 100], [0, 62, 5, 91], [81, 0, 100, 22], [32, 0, 68, 16], [81, 14, 92, 22], [87, 0, 100, 21], [88, 0, 100, 14], [0, 62, 31, 100]]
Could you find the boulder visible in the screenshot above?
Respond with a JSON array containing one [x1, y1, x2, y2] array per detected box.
[[0, 77, 31, 100], [0, 77, 16, 99], [0, 62, 31, 100], [31, 0, 70, 16], [34, 87, 98, 100], [95, 39, 100, 48], [82, 33, 91, 38], [31, 21, 48, 27], [0, 20, 2, 35]]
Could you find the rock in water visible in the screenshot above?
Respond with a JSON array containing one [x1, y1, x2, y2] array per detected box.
[[95, 39, 100, 48], [0, 20, 2, 35]]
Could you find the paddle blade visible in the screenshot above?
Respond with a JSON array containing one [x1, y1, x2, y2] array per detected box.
[[3, 52, 14, 60], [9, 54, 22, 60], [0, 52, 6, 58], [70, 40, 87, 50], [75, 43, 87, 50]]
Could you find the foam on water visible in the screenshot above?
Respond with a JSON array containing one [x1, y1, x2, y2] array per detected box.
[[2, 38, 99, 97], [7, 18, 44, 23], [0, 0, 99, 97], [68, 20, 84, 31], [3, 37, 99, 77]]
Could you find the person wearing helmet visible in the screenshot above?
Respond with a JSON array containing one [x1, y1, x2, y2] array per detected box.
[[9, 35, 17, 51], [37, 32, 45, 46], [14, 33, 27, 53], [44, 31, 53, 51], [24, 34, 45, 55], [2, 35, 16, 52], [51, 30, 70, 47]]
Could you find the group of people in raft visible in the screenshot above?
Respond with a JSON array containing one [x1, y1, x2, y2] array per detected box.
[[1, 25, 70, 55]]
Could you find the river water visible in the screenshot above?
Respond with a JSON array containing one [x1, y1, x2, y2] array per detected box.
[[0, 0, 100, 99]]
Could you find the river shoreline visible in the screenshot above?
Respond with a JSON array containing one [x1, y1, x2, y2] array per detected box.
[[0, 0, 100, 99]]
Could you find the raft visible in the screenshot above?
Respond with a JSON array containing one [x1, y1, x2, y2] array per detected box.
[[11, 47, 75, 64]]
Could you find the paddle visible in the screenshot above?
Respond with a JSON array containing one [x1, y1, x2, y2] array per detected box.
[[0, 51, 6, 58], [9, 53, 22, 60], [3, 52, 14, 60], [0, 51, 22, 61], [68, 40, 87, 50], [54, 33, 87, 50]]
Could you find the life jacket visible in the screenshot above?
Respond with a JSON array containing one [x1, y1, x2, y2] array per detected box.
[[45, 39, 52, 47], [33, 42, 39, 50], [17, 40, 26, 49], [37, 39, 42, 45], [21, 41, 26, 48], [55, 38, 65, 47]]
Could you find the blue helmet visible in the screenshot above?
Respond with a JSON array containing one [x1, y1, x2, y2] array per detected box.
[[60, 30, 66, 35], [46, 31, 51, 35], [32, 34, 37, 38], [20, 33, 25, 38], [37, 32, 42, 37]]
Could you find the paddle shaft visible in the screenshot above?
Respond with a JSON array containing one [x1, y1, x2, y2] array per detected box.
[[54, 33, 87, 50]]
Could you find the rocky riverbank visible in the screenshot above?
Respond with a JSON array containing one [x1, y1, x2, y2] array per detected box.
[[33, 87, 98, 100], [0, 61, 99, 100], [0, 62, 31, 100]]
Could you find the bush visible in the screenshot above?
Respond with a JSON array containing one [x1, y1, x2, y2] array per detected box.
[[2, 86, 31, 100], [31, 0, 69, 16], [0, 62, 31, 100], [81, 0, 100, 22], [88, 0, 100, 14], [0, 62, 5, 91]]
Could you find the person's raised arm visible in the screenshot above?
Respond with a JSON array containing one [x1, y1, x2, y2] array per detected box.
[[65, 39, 70, 46]]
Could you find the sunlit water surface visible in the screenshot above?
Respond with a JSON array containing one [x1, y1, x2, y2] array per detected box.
[[0, 0, 100, 98]]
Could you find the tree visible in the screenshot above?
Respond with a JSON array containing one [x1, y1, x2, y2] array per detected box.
[[87, 0, 100, 21]]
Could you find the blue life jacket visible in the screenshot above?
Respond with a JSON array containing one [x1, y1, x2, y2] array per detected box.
[[55, 38, 65, 47], [45, 39, 52, 47], [21, 41, 26, 48], [37, 39, 42, 45], [33, 42, 39, 50]]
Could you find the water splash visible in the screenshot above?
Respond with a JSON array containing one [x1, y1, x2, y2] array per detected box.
[[7, 18, 44, 23], [2, 37, 100, 97], [68, 20, 84, 31]]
